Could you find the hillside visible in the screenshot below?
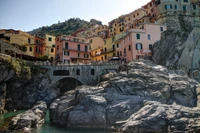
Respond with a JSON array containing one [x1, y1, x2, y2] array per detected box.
[[30, 18, 102, 36]]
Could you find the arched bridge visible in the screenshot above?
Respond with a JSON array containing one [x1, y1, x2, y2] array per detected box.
[[41, 64, 119, 85]]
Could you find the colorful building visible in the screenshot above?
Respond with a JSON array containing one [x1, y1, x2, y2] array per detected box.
[[88, 37, 105, 61], [117, 23, 167, 62], [0, 29, 35, 56], [155, 0, 200, 24], [55, 35, 90, 64], [34, 35, 46, 58]]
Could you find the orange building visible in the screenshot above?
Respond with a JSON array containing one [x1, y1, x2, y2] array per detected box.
[[34, 35, 46, 58]]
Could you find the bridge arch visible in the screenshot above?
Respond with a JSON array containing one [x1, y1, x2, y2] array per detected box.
[[56, 77, 83, 94]]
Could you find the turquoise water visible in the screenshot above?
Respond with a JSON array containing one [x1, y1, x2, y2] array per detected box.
[[0, 110, 110, 133]]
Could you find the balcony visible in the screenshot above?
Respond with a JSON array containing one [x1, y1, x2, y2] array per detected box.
[[63, 48, 90, 53]]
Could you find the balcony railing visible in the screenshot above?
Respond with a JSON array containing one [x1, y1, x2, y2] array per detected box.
[[63, 48, 90, 53]]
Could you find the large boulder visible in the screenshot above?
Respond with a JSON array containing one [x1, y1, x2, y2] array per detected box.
[[8, 101, 47, 131], [119, 101, 200, 133], [50, 60, 200, 131]]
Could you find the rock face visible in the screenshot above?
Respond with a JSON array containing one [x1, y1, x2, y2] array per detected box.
[[152, 14, 200, 83], [119, 101, 200, 133], [8, 101, 47, 131], [0, 58, 60, 112], [50, 60, 200, 132], [0, 83, 6, 114], [0, 58, 15, 114], [5, 75, 59, 110]]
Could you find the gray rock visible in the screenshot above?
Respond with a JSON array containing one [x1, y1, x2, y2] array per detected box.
[[8, 101, 47, 131], [118, 101, 200, 133], [0, 83, 6, 115], [50, 60, 200, 131]]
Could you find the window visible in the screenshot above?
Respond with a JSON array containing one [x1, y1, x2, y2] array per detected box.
[[90, 39, 92, 43], [76, 69, 80, 75], [91, 69, 95, 75], [112, 45, 115, 50], [137, 13, 139, 16], [183, 5, 186, 11], [193, 5, 196, 10], [112, 37, 115, 42], [160, 27, 164, 31], [183, 0, 188, 2], [128, 35, 130, 41], [165, 5, 170, 9], [82, 39, 84, 42], [136, 34, 140, 39], [104, 48, 107, 53], [65, 51, 70, 55], [116, 43, 119, 48], [51, 48, 54, 53], [124, 48, 126, 54], [117, 52, 119, 57], [128, 45, 131, 51], [48, 37, 52, 41], [85, 45, 88, 52], [175, 5, 177, 9], [29, 47, 32, 51], [57, 45, 59, 50], [78, 53, 80, 57], [136, 43, 143, 50], [104, 40, 106, 44], [105, 55, 107, 59], [28, 38, 31, 43], [113, 53, 115, 57], [65, 42, 68, 49], [77, 44, 80, 51], [149, 44, 153, 50], [147, 34, 151, 40], [170, 4, 172, 9], [52, 44, 55, 47]]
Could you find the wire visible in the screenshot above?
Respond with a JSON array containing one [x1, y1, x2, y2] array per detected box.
[[0, 21, 12, 29]]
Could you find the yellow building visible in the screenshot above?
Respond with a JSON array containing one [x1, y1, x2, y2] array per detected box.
[[88, 37, 105, 61], [8, 30, 35, 56], [45, 34, 56, 61], [103, 36, 116, 61], [90, 47, 104, 61]]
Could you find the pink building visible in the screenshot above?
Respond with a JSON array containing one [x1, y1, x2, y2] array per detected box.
[[55, 35, 90, 64], [116, 23, 166, 62]]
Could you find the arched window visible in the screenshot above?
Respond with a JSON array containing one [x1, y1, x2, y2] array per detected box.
[[91, 69, 95, 75], [76, 69, 80, 75]]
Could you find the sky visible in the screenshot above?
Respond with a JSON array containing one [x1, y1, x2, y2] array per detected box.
[[0, 0, 150, 31]]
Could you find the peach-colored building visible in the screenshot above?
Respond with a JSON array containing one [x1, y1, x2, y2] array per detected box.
[[116, 23, 166, 62], [55, 35, 90, 64]]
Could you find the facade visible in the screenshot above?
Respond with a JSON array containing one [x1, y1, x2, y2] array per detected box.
[[117, 23, 167, 61], [55, 35, 90, 64], [90, 46, 104, 61], [45, 34, 56, 61], [34, 35, 46, 58], [155, 0, 200, 23], [0, 29, 35, 56]]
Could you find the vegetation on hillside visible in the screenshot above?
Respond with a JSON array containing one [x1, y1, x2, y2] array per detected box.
[[30, 18, 102, 36]]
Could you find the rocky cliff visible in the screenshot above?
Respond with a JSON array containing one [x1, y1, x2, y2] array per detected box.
[[153, 13, 200, 83], [0, 58, 59, 114], [49, 60, 200, 132]]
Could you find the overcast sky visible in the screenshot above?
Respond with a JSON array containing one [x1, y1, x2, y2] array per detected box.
[[0, 0, 150, 31]]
